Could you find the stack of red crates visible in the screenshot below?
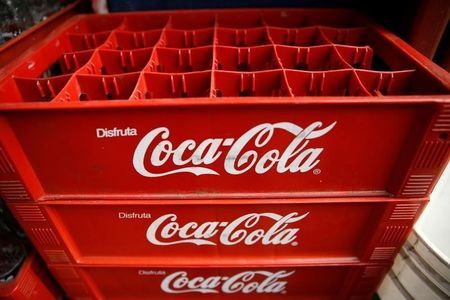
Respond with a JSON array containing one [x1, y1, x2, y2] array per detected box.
[[0, 8, 449, 299]]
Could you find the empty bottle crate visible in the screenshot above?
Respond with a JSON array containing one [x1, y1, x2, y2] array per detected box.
[[0, 9, 449, 202]]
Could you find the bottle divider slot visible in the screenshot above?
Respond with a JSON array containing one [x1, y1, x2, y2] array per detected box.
[[147, 47, 213, 73], [268, 27, 330, 46], [334, 45, 373, 69], [131, 71, 212, 99], [285, 70, 371, 96], [11, 75, 72, 102], [160, 29, 215, 48], [56, 73, 140, 101], [216, 28, 272, 47], [81, 49, 153, 75], [102, 30, 163, 50], [215, 46, 282, 71], [40, 50, 95, 78], [276, 45, 352, 71], [67, 32, 111, 51], [213, 71, 292, 97], [356, 70, 416, 96]]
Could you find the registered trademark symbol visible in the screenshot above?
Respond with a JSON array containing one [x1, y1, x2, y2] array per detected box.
[[282, 291, 287, 294], [291, 241, 298, 246], [313, 168, 321, 175]]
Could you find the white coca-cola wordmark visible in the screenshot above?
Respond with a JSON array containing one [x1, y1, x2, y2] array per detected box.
[[146, 212, 309, 246], [160, 270, 295, 294], [133, 121, 336, 177]]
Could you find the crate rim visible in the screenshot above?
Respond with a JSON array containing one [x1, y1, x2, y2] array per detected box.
[[0, 95, 449, 112]]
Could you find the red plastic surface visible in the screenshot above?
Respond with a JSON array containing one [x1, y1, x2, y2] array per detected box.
[[0, 252, 61, 300], [5, 197, 427, 266], [0, 9, 448, 201], [47, 263, 391, 300], [0, 102, 449, 201]]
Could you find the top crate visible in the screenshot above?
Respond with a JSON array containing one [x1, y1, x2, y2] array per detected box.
[[0, 9, 449, 202]]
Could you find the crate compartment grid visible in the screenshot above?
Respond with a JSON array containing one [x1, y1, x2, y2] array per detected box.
[[1, 10, 448, 103], [0, 9, 448, 200]]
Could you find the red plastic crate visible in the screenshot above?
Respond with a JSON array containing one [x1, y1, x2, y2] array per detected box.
[[0, 9, 449, 201], [0, 252, 61, 300], [47, 263, 391, 299], [5, 197, 427, 266]]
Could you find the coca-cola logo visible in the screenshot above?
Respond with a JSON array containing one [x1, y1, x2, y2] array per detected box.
[[133, 121, 336, 177], [146, 212, 309, 246], [161, 270, 295, 294]]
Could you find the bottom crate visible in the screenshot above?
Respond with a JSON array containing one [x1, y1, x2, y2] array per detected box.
[[49, 263, 390, 300], [0, 252, 61, 300]]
